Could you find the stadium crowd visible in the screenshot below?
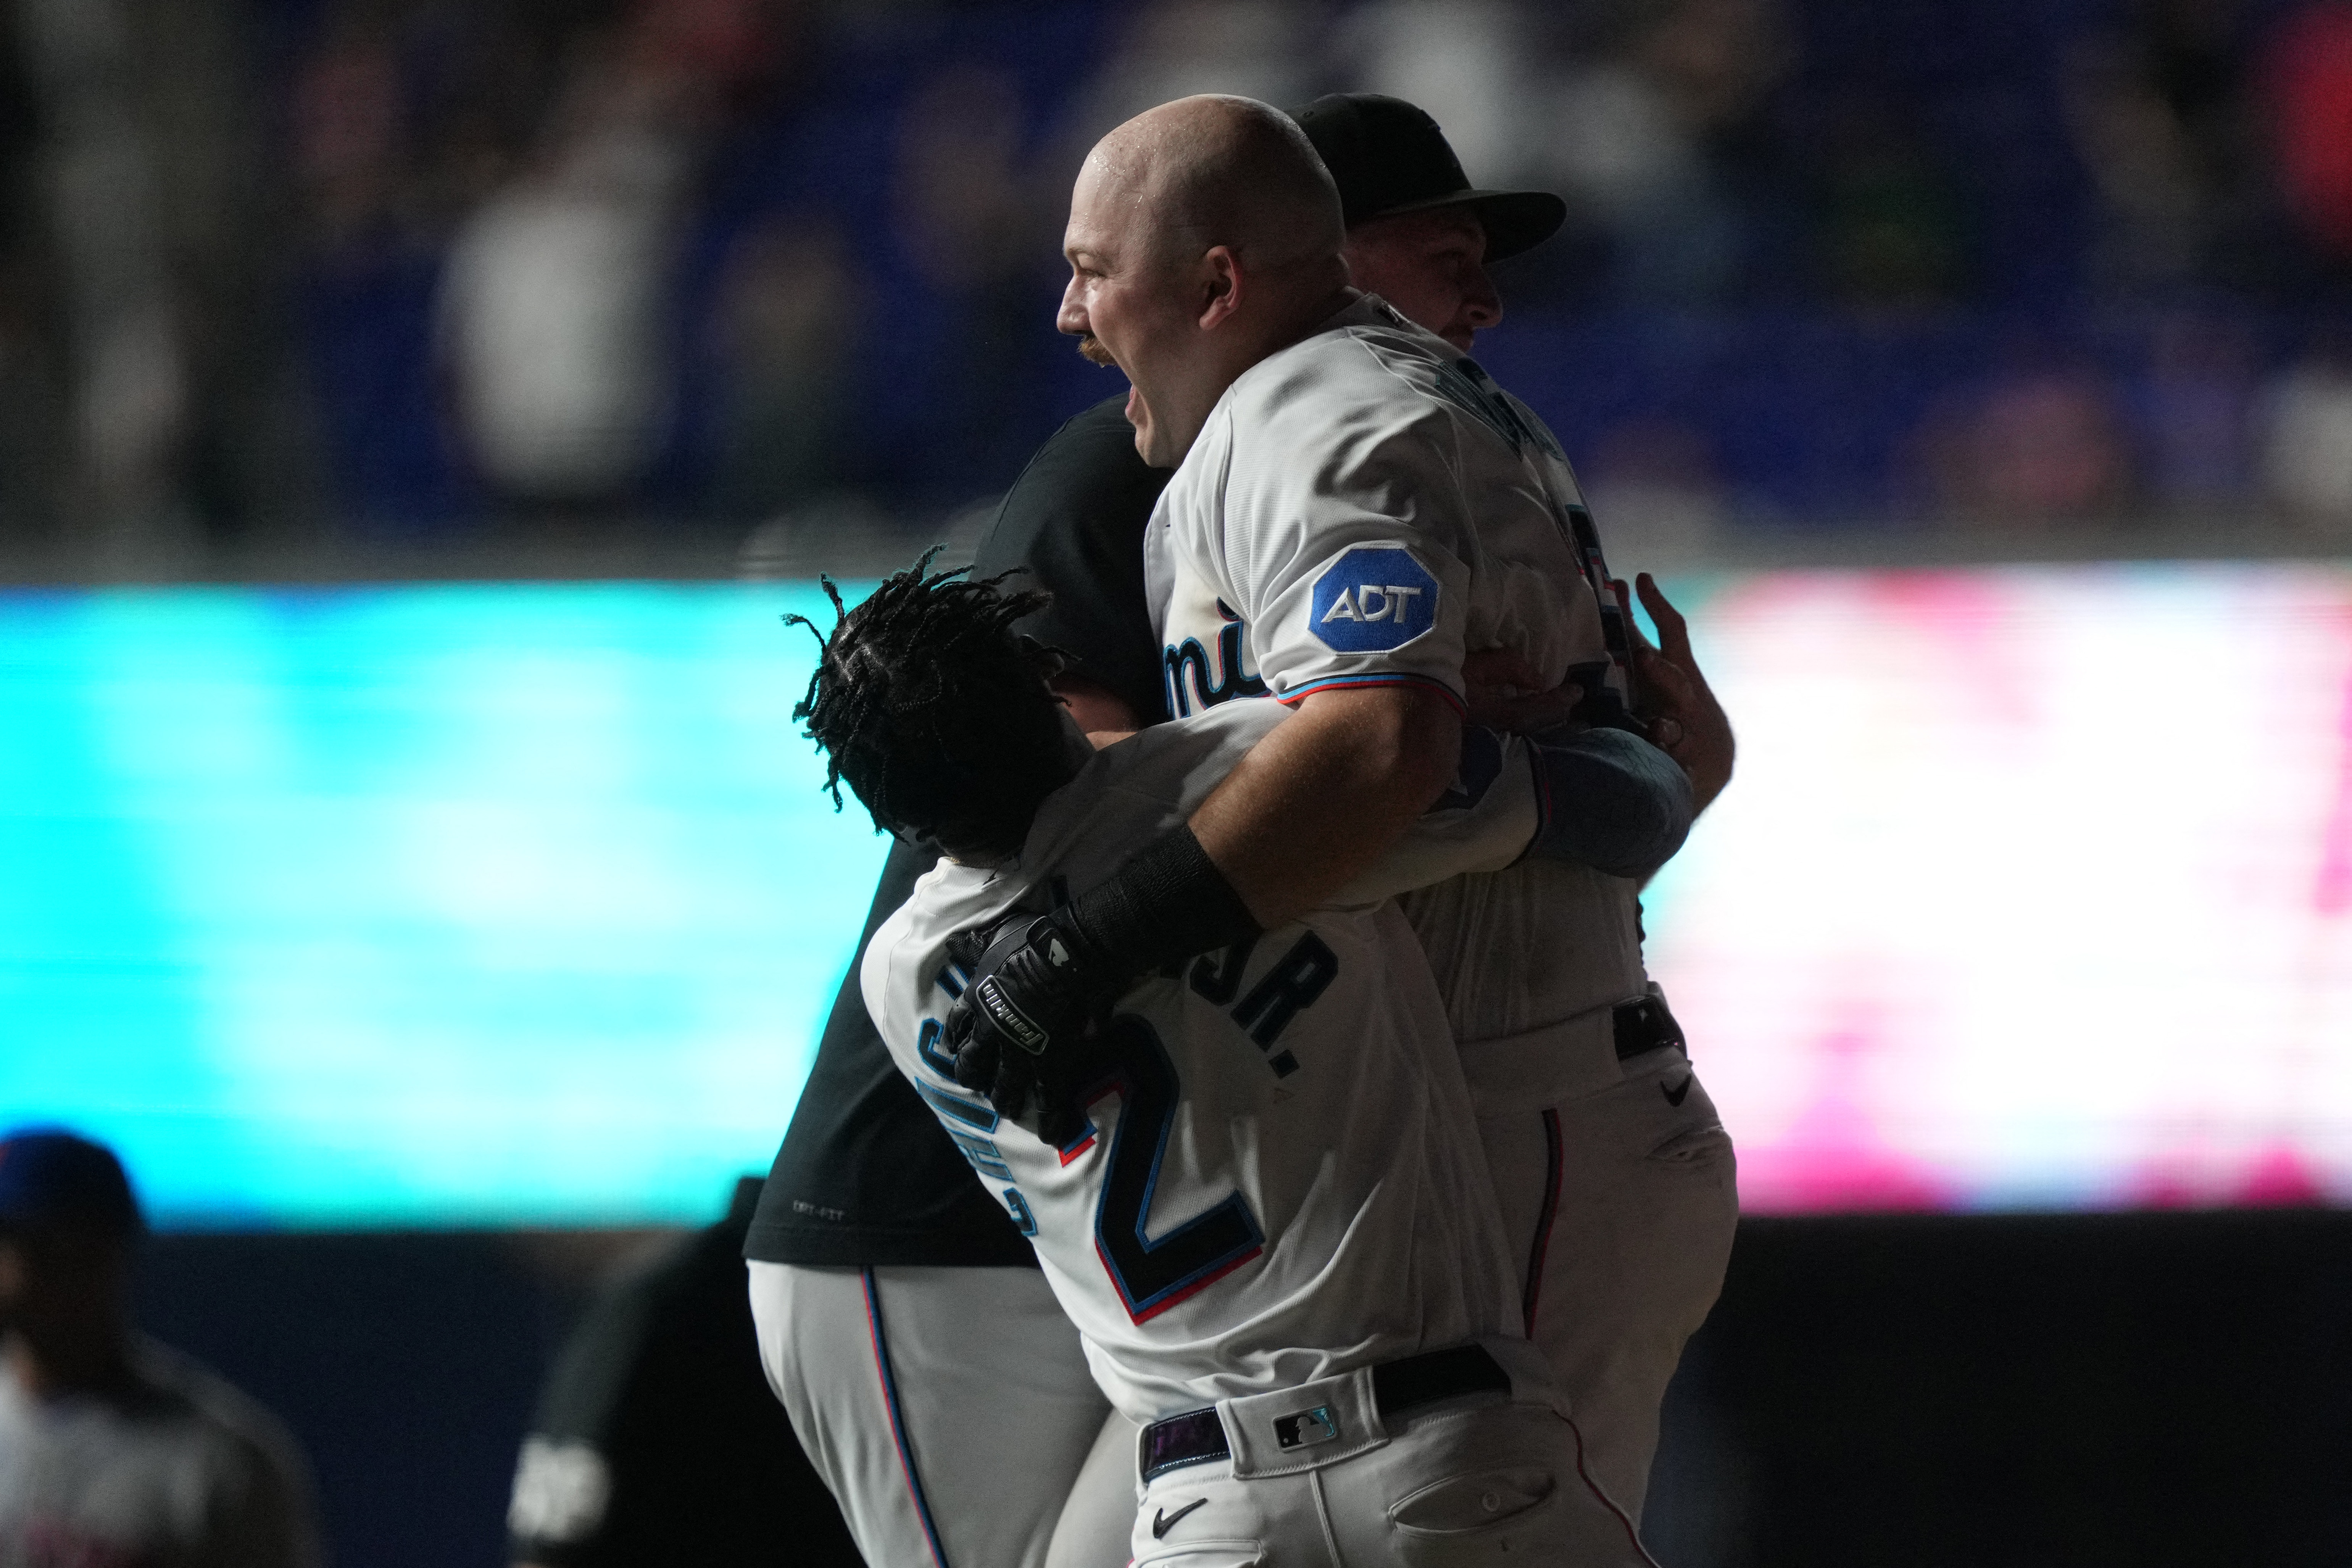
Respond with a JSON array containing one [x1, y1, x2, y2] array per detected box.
[[6, 0, 2352, 561]]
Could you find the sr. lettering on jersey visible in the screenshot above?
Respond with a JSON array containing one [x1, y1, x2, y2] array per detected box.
[[1310, 546, 1441, 654]]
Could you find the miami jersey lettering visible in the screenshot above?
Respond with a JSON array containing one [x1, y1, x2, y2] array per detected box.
[[862, 701, 1534, 1422]]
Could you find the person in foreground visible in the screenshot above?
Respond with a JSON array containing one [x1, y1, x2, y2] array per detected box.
[[506, 1177, 859, 1568], [0, 1127, 321, 1568], [790, 554, 1679, 1566]]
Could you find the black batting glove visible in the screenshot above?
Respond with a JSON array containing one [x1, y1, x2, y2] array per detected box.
[[943, 909, 1124, 1145]]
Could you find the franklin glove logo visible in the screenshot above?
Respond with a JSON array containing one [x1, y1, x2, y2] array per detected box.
[[974, 977, 1050, 1056]]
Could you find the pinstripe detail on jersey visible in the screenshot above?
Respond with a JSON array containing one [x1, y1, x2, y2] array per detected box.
[[1522, 1108, 1565, 1337], [862, 1270, 953, 1568]]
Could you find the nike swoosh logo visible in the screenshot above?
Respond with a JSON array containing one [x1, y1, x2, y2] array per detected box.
[[1662, 1076, 1694, 1107], [1153, 1498, 1208, 1539]]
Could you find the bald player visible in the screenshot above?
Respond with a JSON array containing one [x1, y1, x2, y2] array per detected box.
[[954, 91, 1734, 1531]]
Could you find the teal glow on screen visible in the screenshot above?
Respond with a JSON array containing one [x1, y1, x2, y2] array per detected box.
[[2, 583, 890, 1227]]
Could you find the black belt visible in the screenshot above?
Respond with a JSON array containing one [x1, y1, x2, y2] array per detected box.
[[1613, 988, 1685, 1062], [1139, 1344, 1511, 1483]]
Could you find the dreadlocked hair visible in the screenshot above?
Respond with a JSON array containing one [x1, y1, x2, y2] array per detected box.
[[786, 547, 1075, 856]]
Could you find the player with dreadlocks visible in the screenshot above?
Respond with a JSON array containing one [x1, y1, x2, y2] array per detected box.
[[780, 553, 1677, 1567], [789, 550, 1082, 865]]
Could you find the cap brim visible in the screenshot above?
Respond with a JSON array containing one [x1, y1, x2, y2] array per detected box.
[[1357, 188, 1569, 262]]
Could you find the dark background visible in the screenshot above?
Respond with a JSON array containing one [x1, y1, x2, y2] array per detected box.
[[134, 1207, 2352, 1567]]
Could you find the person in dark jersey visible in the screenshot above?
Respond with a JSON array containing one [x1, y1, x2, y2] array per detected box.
[[745, 93, 1740, 1568], [512, 1178, 859, 1568], [745, 396, 1167, 1568]]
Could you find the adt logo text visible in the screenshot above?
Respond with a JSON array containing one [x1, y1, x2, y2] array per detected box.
[[1309, 546, 1440, 653]]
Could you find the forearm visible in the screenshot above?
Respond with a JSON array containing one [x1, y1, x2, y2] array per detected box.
[[1188, 686, 1463, 929], [1532, 727, 1694, 879]]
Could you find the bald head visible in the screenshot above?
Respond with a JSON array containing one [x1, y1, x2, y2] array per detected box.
[[1059, 96, 1353, 466], [1091, 95, 1345, 272]]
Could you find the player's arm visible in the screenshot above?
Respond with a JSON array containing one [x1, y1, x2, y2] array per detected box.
[[1188, 682, 1461, 927], [1332, 712, 1694, 905]]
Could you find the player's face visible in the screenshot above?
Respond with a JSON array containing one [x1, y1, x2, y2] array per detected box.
[[1058, 155, 1206, 467], [1341, 208, 1501, 353]]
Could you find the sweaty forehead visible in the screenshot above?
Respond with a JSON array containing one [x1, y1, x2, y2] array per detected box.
[[1066, 153, 1142, 253]]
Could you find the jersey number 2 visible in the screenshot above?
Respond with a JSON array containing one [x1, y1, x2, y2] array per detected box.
[[1090, 1014, 1264, 1323]]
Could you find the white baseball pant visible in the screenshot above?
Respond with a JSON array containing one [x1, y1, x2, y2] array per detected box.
[[1062, 1026, 1738, 1544], [1472, 1022, 1738, 1522], [748, 1261, 1125, 1568], [1131, 1339, 1657, 1568]]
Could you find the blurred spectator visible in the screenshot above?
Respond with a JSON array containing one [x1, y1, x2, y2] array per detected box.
[[1333, 0, 1544, 189], [0, 1128, 321, 1566], [1922, 359, 2134, 524], [1539, 0, 1791, 306], [893, 63, 1054, 493], [438, 39, 698, 512], [1066, 0, 1320, 151], [1814, 100, 1968, 311], [2257, 327, 2352, 526], [709, 216, 861, 519], [2264, 3, 2352, 263], [2132, 313, 2257, 512], [506, 1177, 858, 1568], [2068, 0, 2280, 297]]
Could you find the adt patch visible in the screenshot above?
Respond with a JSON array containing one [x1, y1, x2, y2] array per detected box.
[[1309, 547, 1440, 653]]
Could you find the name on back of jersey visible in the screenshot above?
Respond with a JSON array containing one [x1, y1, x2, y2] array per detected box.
[[1310, 546, 1440, 653]]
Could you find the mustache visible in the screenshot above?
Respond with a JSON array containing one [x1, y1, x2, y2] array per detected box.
[[1075, 334, 1118, 368]]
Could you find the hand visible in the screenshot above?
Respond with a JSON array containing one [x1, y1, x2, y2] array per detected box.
[[942, 912, 1114, 1146], [1461, 647, 1583, 733], [1622, 574, 1734, 812]]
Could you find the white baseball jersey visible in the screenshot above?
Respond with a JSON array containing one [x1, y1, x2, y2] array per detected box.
[[862, 701, 1543, 1424], [1144, 292, 1651, 1085]]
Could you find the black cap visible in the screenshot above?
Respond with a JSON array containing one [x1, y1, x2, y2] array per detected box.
[[1292, 93, 1568, 262], [0, 1128, 143, 1238]]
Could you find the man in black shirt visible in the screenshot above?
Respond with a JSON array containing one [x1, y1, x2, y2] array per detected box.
[[746, 95, 1738, 1567], [745, 396, 1166, 1568], [511, 1178, 860, 1568]]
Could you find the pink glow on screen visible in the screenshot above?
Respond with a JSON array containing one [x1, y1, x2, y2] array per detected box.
[[1641, 563, 2352, 1213]]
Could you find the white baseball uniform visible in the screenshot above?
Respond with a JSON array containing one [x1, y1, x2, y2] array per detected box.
[[868, 701, 1654, 1566], [1146, 292, 1738, 1518]]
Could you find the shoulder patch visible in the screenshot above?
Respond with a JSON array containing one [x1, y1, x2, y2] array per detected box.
[[1310, 546, 1441, 653]]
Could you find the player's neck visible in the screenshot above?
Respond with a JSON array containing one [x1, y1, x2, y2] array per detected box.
[[940, 722, 1092, 868]]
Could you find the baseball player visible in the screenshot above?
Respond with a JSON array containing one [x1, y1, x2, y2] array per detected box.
[[795, 556, 1674, 1566], [743, 396, 1170, 1568], [1294, 93, 1738, 1518], [953, 91, 1735, 1527], [748, 92, 1734, 1565]]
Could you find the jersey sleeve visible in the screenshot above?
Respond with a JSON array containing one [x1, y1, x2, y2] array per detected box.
[[1218, 363, 1474, 713], [1326, 727, 1541, 907]]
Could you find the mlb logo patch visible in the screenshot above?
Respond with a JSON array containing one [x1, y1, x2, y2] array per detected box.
[[1309, 547, 1440, 653], [1274, 1406, 1340, 1450]]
